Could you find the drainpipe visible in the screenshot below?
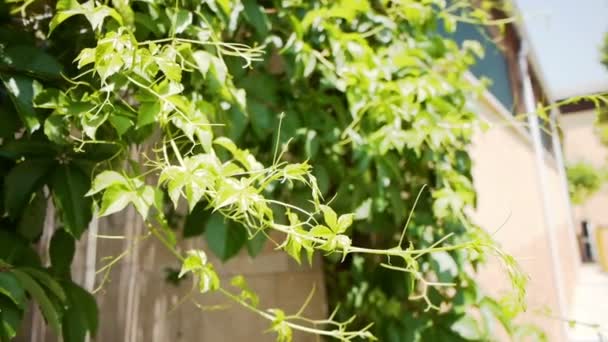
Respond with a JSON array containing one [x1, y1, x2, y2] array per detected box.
[[518, 43, 568, 340], [548, 106, 582, 269]]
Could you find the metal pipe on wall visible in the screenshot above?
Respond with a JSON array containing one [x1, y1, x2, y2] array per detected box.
[[518, 42, 569, 340], [548, 106, 582, 269]]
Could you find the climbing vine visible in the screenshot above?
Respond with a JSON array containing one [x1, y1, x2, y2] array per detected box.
[[0, 0, 538, 341]]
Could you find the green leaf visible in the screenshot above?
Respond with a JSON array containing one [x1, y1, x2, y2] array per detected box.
[[0, 45, 62, 78], [17, 191, 47, 241], [51, 166, 92, 238], [136, 101, 160, 128], [156, 58, 182, 82], [20, 268, 66, 303], [319, 205, 338, 231], [0, 140, 58, 160], [81, 112, 109, 139], [62, 282, 98, 342], [248, 100, 273, 139], [242, 0, 270, 37], [192, 50, 212, 76], [336, 213, 354, 233], [179, 250, 208, 278], [98, 186, 133, 217], [246, 231, 267, 257], [0, 104, 20, 139], [0, 75, 41, 132], [270, 309, 292, 342], [49, 0, 123, 34], [284, 234, 303, 264], [0, 296, 22, 341], [108, 114, 133, 136], [431, 251, 458, 283], [132, 185, 155, 218], [11, 269, 61, 333], [87, 171, 128, 196], [451, 316, 483, 340], [49, 229, 76, 276], [309, 225, 333, 239], [0, 273, 26, 309], [172, 9, 192, 34], [44, 115, 70, 145], [0, 231, 41, 267], [4, 160, 52, 219], [183, 202, 210, 238], [205, 214, 247, 261], [230, 275, 259, 307]]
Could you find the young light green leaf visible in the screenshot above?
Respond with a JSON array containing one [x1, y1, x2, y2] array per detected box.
[[309, 225, 333, 239], [98, 186, 133, 217], [132, 185, 155, 218], [269, 309, 292, 342], [179, 249, 208, 278], [319, 205, 337, 231], [336, 213, 354, 233], [87, 171, 128, 196]]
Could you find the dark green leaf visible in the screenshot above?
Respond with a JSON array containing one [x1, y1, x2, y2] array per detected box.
[[49, 229, 76, 276], [0, 74, 41, 132], [11, 269, 61, 333], [242, 0, 270, 37], [62, 282, 98, 342], [0, 104, 20, 139], [17, 191, 47, 241], [136, 101, 160, 128], [0, 140, 58, 160], [0, 231, 41, 267], [51, 166, 92, 238], [0, 296, 22, 341], [0, 45, 62, 78], [108, 114, 133, 136], [205, 213, 247, 261], [248, 100, 273, 139], [20, 268, 66, 303], [0, 273, 26, 309], [4, 160, 52, 218], [183, 202, 210, 238], [246, 231, 267, 257]]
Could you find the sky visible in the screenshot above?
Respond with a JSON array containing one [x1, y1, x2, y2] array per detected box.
[[514, 0, 608, 100]]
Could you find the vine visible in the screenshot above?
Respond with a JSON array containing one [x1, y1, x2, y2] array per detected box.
[[0, 0, 539, 341]]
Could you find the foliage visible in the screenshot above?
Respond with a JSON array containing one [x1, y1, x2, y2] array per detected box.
[[566, 162, 605, 205], [0, 0, 534, 341]]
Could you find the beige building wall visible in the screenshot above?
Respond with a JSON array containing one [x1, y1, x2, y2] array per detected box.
[[469, 93, 580, 341], [561, 110, 608, 227]]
